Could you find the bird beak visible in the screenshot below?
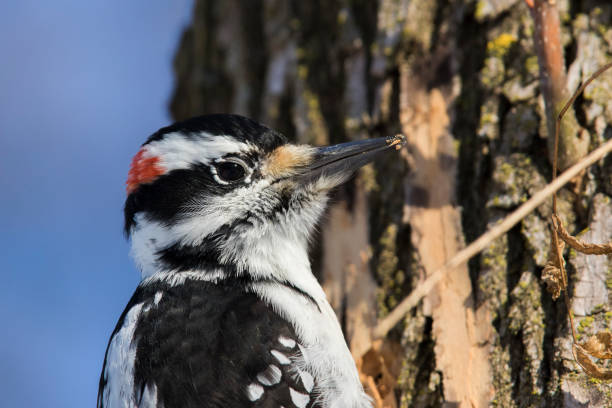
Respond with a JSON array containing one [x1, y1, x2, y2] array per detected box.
[[299, 135, 405, 185]]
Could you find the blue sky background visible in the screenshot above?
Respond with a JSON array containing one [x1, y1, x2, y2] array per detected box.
[[0, 1, 193, 406]]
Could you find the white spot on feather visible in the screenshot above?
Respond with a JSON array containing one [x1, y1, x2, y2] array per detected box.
[[257, 364, 282, 386], [271, 349, 291, 365], [289, 388, 310, 408], [278, 335, 296, 349], [246, 383, 264, 401], [139, 383, 158, 406], [298, 370, 314, 392]]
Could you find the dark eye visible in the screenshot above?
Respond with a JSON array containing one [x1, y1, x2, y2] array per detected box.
[[214, 160, 248, 183]]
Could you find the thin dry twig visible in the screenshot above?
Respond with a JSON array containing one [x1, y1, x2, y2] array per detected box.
[[573, 340, 612, 381], [552, 214, 612, 255], [372, 137, 612, 340]]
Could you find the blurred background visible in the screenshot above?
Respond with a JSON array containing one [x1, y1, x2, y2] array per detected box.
[[0, 1, 192, 406]]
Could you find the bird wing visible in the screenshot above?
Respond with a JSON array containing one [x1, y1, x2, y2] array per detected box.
[[98, 278, 317, 408]]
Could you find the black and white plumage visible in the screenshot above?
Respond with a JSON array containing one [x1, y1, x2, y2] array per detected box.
[[98, 114, 404, 408]]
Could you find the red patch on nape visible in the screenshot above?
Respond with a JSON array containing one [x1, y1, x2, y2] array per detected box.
[[126, 149, 165, 194]]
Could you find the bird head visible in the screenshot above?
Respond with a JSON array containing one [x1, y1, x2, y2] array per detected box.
[[124, 114, 404, 281]]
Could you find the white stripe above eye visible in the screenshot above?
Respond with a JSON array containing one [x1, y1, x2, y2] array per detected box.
[[143, 131, 255, 172]]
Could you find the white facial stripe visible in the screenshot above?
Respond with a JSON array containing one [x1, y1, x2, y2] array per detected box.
[[130, 214, 174, 277], [173, 180, 272, 247], [143, 131, 255, 172], [129, 179, 282, 279]]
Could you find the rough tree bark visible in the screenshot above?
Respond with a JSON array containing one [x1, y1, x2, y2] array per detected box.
[[169, 0, 612, 406]]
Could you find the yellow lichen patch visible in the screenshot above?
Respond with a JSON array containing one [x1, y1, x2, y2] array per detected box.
[[486, 33, 517, 58], [261, 144, 314, 178]]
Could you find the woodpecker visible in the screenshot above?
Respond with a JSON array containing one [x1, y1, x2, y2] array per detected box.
[[98, 114, 404, 408]]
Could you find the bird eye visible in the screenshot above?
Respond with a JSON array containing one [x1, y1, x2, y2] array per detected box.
[[213, 159, 249, 183]]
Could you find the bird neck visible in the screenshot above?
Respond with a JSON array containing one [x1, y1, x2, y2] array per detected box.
[[130, 216, 326, 303]]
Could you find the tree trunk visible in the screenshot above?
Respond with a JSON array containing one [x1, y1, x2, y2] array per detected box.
[[170, 0, 612, 406]]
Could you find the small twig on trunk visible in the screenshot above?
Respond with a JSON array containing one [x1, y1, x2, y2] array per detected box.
[[526, 0, 588, 170], [552, 214, 612, 255]]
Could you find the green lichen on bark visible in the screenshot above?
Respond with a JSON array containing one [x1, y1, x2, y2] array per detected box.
[[508, 271, 547, 406], [400, 0, 437, 50], [478, 224, 516, 407], [375, 223, 406, 318], [479, 228, 509, 314], [486, 153, 546, 210], [475, 0, 519, 22], [521, 212, 550, 267], [397, 312, 443, 408], [489, 337, 516, 408], [478, 98, 500, 141], [577, 316, 595, 334]]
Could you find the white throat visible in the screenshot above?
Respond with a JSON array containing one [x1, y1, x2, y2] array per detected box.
[[129, 199, 328, 304]]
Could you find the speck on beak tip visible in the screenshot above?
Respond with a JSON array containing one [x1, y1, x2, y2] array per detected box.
[[387, 134, 406, 150]]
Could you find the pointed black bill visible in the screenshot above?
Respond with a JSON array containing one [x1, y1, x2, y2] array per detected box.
[[300, 134, 405, 183]]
